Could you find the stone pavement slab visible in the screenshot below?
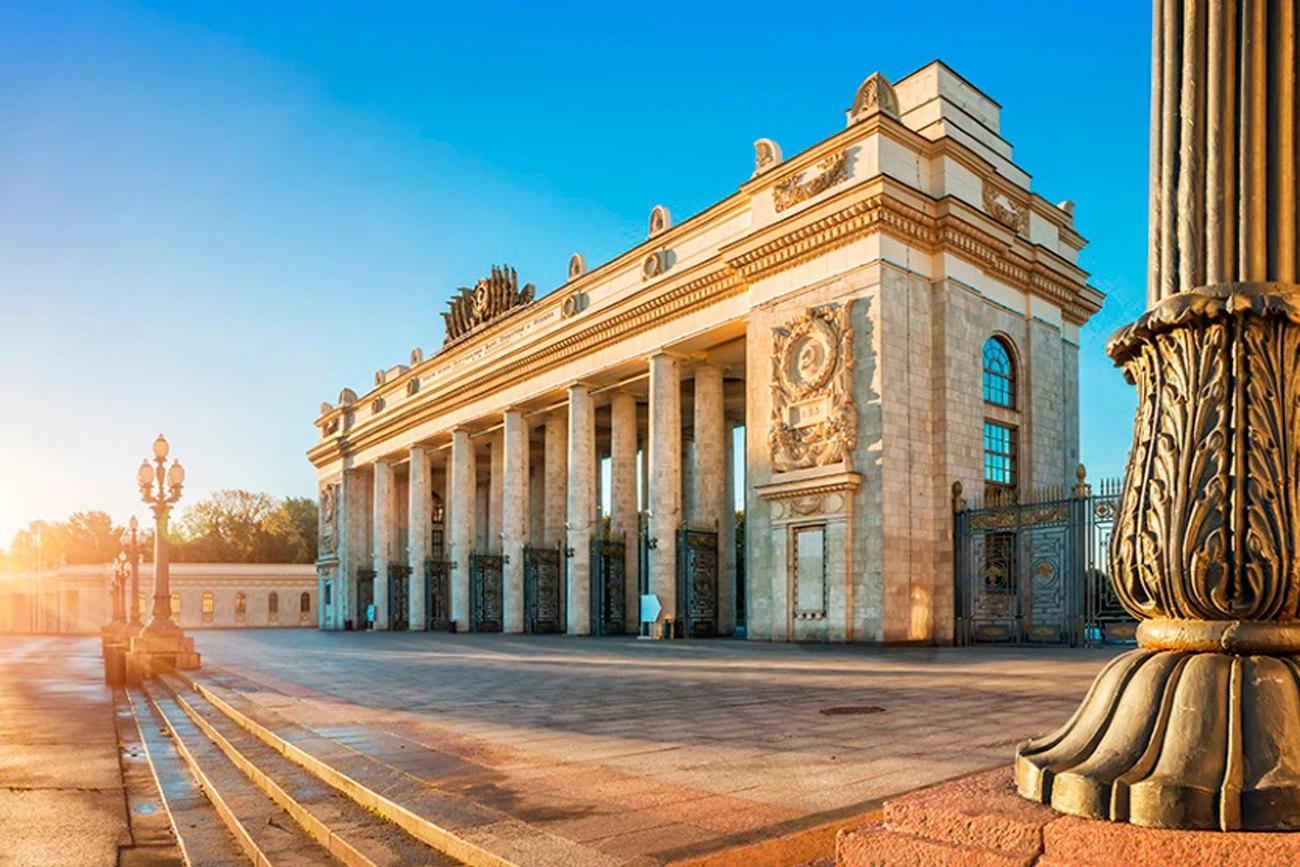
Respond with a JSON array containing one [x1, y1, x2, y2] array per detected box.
[[194, 630, 1115, 865], [0, 636, 130, 867]]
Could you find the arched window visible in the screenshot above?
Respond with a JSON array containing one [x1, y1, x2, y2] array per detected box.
[[201, 592, 214, 624], [982, 337, 1016, 408], [268, 592, 280, 624], [235, 592, 247, 625], [170, 593, 181, 618], [300, 592, 311, 613]]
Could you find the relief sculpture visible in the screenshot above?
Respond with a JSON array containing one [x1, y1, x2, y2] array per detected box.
[[769, 302, 856, 472], [441, 264, 535, 347], [319, 482, 339, 556]]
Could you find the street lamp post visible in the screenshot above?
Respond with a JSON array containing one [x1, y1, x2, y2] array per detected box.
[[120, 516, 144, 631], [127, 433, 200, 677], [137, 434, 184, 635]]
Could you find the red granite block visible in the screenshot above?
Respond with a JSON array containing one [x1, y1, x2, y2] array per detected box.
[[836, 822, 1035, 867], [883, 767, 1056, 858], [1043, 814, 1300, 867]]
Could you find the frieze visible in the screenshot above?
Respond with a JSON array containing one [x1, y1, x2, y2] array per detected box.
[[442, 264, 536, 348], [982, 179, 1029, 235], [773, 151, 849, 213], [769, 302, 856, 472]]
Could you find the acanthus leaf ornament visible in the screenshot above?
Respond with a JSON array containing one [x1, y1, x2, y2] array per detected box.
[[768, 302, 856, 472]]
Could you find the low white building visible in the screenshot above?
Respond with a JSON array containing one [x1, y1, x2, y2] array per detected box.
[[0, 563, 317, 633]]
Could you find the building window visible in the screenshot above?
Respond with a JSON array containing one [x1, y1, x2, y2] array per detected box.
[[235, 592, 247, 625], [982, 337, 1016, 408], [300, 592, 311, 613], [201, 591, 214, 624], [170, 593, 181, 618], [268, 592, 280, 624], [984, 421, 1018, 493]]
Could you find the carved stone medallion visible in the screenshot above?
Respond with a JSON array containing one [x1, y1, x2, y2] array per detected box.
[[982, 180, 1028, 235], [752, 138, 783, 178], [846, 72, 899, 124], [773, 152, 848, 213], [769, 302, 856, 471]]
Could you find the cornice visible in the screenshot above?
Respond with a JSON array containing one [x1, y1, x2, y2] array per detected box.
[[756, 470, 863, 500]]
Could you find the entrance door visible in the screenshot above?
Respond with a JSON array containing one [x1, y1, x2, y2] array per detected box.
[[591, 539, 626, 636], [470, 554, 504, 633], [524, 546, 564, 634], [426, 560, 451, 630], [677, 529, 719, 637], [388, 565, 411, 631], [356, 569, 376, 629]]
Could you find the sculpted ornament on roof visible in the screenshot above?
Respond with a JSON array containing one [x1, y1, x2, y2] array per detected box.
[[442, 265, 536, 347]]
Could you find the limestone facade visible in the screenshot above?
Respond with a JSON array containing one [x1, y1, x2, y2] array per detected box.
[[309, 61, 1102, 645], [0, 563, 317, 634]]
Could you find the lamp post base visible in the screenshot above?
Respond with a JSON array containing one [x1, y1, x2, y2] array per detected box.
[[127, 630, 201, 682], [1014, 646, 1300, 831]]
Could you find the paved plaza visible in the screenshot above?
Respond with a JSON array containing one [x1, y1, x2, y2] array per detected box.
[[192, 630, 1116, 864]]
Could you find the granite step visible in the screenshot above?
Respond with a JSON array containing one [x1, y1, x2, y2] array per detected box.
[[126, 686, 248, 867], [172, 669, 617, 867], [141, 683, 341, 867], [157, 673, 459, 867], [836, 822, 1034, 867]]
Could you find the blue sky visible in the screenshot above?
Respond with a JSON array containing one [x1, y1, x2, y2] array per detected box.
[[0, 1, 1152, 544]]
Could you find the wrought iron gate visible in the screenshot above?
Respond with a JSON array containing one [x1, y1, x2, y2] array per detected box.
[[954, 473, 1131, 647], [356, 568, 375, 630], [523, 546, 564, 634], [388, 564, 411, 631], [591, 539, 626, 636], [469, 553, 504, 633], [676, 529, 719, 637], [426, 559, 451, 631]]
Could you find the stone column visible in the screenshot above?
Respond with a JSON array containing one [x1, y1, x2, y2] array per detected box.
[[721, 421, 737, 635], [448, 429, 475, 631], [611, 392, 639, 633], [371, 460, 394, 630], [407, 446, 430, 631], [529, 461, 545, 544], [693, 365, 725, 634], [1017, 2, 1300, 832], [566, 384, 595, 635], [647, 354, 681, 634], [334, 469, 353, 631], [543, 412, 568, 546], [488, 430, 504, 554], [502, 410, 529, 634]]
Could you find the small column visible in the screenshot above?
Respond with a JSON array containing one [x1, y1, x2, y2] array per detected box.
[[334, 469, 353, 631], [543, 412, 568, 546], [721, 421, 737, 634], [567, 384, 595, 635], [529, 461, 545, 544], [407, 446, 430, 631], [372, 460, 394, 630], [647, 354, 681, 634], [448, 429, 476, 630], [488, 430, 504, 553], [611, 392, 640, 634], [502, 410, 529, 634], [694, 364, 727, 629]]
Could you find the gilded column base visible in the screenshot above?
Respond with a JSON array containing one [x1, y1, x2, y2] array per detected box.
[[1014, 645, 1300, 830]]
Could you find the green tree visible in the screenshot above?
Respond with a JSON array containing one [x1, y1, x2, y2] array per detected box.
[[172, 489, 317, 564]]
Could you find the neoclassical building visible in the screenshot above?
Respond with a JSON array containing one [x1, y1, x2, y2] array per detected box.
[[309, 62, 1102, 644]]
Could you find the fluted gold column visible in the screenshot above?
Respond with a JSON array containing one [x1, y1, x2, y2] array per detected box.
[[1017, 0, 1300, 831]]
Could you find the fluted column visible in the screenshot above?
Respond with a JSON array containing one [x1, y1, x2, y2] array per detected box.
[[611, 392, 640, 633], [371, 460, 394, 630], [1150, 0, 1299, 301], [448, 429, 475, 631], [566, 385, 595, 635], [488, 430, 504, 554], [543, 413, 568, 546], [647, 354, 681, 634], [502, 410, 529, 634], [407, 446, 430, 631], [1018, 1, 1300, 832]]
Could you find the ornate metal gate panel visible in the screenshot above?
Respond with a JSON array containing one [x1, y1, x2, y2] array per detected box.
[[591, 539, 626, 636], [356, 568, 375, 630], [388, 564, 411, 631], [426, 560, 451, 631], [470, 553, 504, 633], [954, 474, 1134, 647], [523, 546, 564, 634], [676, 529, 718, 637]]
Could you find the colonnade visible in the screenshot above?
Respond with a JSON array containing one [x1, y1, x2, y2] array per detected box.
[[335, 355, 737, 637]]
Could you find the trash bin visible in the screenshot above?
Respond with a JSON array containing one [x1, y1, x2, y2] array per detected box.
[[104, 643, 126, 686]]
